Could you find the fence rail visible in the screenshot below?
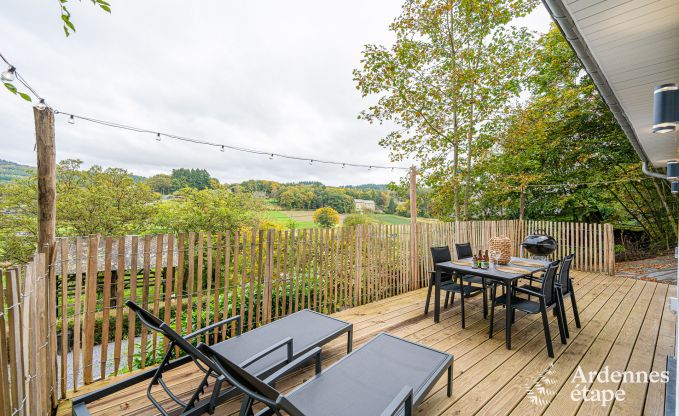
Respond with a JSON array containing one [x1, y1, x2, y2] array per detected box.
[[0, 219, 615, 413]]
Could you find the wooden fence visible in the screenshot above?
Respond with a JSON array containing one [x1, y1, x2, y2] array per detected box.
[[0, 251, 58, 416], [0, 219, 615, 413]]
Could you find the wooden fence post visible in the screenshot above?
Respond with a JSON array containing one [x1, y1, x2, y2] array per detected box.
[[83, 235, 99, 384], [409, 166, 418, 290], [354, 225, 363, 306], [606, 223, 616, 275], [34, 106, 56, 250], [263, 229, 274, 324]]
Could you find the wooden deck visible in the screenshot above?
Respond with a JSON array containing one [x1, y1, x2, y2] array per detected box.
[[58, 271, 675, 415]]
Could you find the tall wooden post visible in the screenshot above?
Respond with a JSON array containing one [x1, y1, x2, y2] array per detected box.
[[409, 166, 418, 290], [34, 106, 56, 249]]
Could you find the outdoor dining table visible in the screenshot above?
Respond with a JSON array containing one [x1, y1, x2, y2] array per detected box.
[[434, 256, 550, 350]]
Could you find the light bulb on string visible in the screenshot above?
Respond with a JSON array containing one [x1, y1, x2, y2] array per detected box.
[[309, 159, 313, 165], [156, 133, 161, 142], [1, 66, 15, 82], [220, 145, 225, 152], [269, 154, 274, 160], [342, 163, 346, 169], [34, 99, 46, 110], [369, 165, 372, 171], [68, 115, 75, 125]]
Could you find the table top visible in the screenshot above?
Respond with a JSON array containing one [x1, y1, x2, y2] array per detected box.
[[435, 256, 550, 282]]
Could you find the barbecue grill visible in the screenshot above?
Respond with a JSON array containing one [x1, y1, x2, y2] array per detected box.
[[521, 231, 557, 259]]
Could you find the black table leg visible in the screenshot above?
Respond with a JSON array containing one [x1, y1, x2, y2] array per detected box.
[[434, 269, 441, 323], [505, 281, 512, 350]]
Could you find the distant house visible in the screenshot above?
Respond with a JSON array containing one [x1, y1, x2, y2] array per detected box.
[[354, 199, 376, 212]]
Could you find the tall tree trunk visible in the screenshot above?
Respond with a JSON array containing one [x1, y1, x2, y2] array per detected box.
[[463, 83, 475, 221], [519, 186, 525, 222]]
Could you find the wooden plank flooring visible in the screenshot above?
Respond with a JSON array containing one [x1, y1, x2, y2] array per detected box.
[[57, 272, 675, 416]]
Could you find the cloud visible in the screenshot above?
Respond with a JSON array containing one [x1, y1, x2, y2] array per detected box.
[[0, 1, 551, 186]]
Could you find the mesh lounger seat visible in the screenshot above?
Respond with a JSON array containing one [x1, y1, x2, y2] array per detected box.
[[71, 302, 353, 416], [200, 332, 453, 416]]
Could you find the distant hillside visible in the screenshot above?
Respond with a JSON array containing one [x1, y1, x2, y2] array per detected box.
[[0, 159, 35, 183], [341, 184, 389, 190]]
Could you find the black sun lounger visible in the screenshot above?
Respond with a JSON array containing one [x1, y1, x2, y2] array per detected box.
[[70, 302, 352, 416], [199, 332, 453, 416]]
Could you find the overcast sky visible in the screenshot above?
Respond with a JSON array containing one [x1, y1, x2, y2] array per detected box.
[[0, 1, 552, 186]]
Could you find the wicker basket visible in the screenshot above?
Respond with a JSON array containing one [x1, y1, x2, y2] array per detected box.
[[489, 236, 512, 265]]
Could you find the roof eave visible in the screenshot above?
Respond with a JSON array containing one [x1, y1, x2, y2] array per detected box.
[[541, 0, 651, 165]]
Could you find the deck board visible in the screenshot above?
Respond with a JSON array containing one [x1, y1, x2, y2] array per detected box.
[[57, 271, 675, 416]]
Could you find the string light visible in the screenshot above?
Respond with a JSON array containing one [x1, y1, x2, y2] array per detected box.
[[220, 145, 225, 152], [1, 66, 15, 82], [0, 52, 45, 105], [1, 49, 410, 172]]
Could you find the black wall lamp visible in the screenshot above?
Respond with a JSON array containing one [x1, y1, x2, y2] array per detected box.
[[653, 83, 679, 134], [666, 160, 679, 180]]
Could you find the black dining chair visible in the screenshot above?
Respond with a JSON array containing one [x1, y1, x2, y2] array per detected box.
[[454, 243, 488, 318], [489, 260, 567, 358], [556, 254, 580, 337], [427, 246, 484, 328], [518, 254, 580, 338], [424, 246, 456, 315]]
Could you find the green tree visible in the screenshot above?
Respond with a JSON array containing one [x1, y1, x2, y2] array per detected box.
[[171, 168, 213, 190], [0, 159, 156, 263], [354, 0, 537, 220], [154, 188, 261, 233], [385, 198, 397, 214], [476, 25, 678, 250], [313, 207, 340, 228], [146, 174, 174, 194], [56, 160, 156, 235]]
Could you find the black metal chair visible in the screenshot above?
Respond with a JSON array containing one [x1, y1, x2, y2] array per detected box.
[[424, 246, 456, 315], [489, 261, 567, 358], [427, 246, 484, 328], [556, 254, 580, 337], [454, 243, 489, 318], [518, 254, 580, 338]]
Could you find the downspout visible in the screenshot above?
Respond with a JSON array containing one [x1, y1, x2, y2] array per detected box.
[[642, 161, 668, 180]]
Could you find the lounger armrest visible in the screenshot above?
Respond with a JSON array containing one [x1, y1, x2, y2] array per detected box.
[[380, 386, 414, 416], [184, 315, 241, 340], [240, 337, 294, 369], [513, 286, 542, 298], [263, 347, 322, 385]]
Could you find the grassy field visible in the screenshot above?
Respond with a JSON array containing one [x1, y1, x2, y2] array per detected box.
[[261, 210, 417, 228]]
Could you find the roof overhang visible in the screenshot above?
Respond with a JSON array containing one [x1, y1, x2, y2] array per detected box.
[[543, 0, 679, 168]]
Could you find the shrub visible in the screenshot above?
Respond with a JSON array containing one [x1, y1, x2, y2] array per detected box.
[[342, 213, 375, 227], [313, 207, 340, 228]]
